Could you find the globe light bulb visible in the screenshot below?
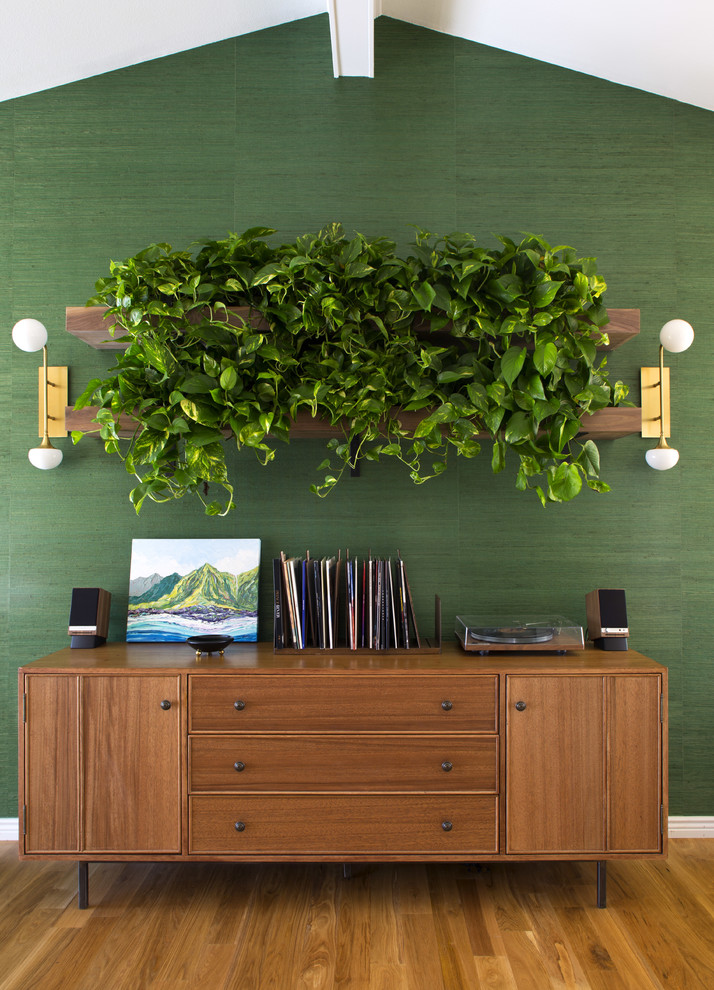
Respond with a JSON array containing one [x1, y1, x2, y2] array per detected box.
[[28, 442, 63, 470], [12, 318, 48, 353], [659, 319, 694, 354], [645, 445, 679, 471]]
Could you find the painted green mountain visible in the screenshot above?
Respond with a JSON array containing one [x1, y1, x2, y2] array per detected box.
[[129, 572, 181, 605], [128, 562, 258, 613]]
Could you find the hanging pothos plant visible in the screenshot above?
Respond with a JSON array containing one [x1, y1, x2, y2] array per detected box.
[[74, 224, 628, 515]]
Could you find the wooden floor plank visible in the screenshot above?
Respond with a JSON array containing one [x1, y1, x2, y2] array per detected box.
[[428, 866, 483, 988], [335, 865, 371, 989], [3, 843, 714, 990], [367, 866, 400, 966], [225, 864, 315, 990], [399, 913, 447, 990], [605, 857, 714, 990], [554, 902, 664, 990], [294, 864, 337, 990]]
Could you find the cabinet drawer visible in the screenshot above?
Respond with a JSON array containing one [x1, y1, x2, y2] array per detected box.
[[189, 675, 497, 732], [189, 734, 498, 792], [189, 794, 498, 854]]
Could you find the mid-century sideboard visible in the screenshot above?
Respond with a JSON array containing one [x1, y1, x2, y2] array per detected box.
[[18, 642, 667, 908]]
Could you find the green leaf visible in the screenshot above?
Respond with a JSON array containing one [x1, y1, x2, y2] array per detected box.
[[466, 382, 489, 412], [574, 271, 589, 300], [500, 346, 526, 388], [525, 372, 546, 401], [437, 367, 473, 383], [220, 366, 238, 390], [345, 262, 374, 278], [533, 341, 557, 377], [578, 439, 601, 476], [73, 378, 102, 410], [181, 374, 215, 395], [531, 280, 561, 308], [252, 262, 282, 285], [491, 440, 506, 473], [180, 399, 221, 427], [483, 407, 505, 434], [548, 462, 583, 502], [504, 411, 532, 444], [412, 281, 436, 311], [431, 283, 452, 312], [586, 478, 611, 494], [550, 415, 581, 453]]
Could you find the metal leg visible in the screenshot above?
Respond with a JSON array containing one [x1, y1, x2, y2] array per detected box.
[[349, 438, 361, 477], [78, 861, 89, 909], [342, 863, 352, 879], [596, 860, 607, 908]]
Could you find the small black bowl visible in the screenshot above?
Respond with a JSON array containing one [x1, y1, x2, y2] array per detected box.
[[187, 635, 234, 657]]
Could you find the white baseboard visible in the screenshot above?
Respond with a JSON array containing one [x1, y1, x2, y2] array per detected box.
[[1, 816, 712, 844], [668, 816, 714, 838], [0, 818, 18, 841]]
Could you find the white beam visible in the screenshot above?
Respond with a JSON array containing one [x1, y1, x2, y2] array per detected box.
[[327, 0, 375, 77]]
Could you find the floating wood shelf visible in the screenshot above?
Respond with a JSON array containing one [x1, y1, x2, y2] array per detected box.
[[64, 306, 643, 442], [66, 306, 640, 351], [65, 404, 643, 442]]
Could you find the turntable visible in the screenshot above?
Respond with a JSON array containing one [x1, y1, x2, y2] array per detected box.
[[455, 615, 585, 654]]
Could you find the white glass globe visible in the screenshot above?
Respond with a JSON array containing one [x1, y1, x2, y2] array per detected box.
[[12, 318, 48, 353], [28, 445, 63, 470], [660, 319, 694, 354], [645, 446, 679, 470]]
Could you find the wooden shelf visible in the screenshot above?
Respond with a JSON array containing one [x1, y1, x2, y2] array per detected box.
[[66, 306, 640, 351], [65, 404, 643, 441], [65, 305, 269, 349], [64, 305, 642, 441]]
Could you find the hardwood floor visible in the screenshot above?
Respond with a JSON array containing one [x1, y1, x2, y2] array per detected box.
[[1, 841, 713, 989]]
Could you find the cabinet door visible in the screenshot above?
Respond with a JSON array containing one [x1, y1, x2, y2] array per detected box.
[[23, 674, 79, 853], [506, 675, 605, 854], [607, 674, 663, 852], [82, 675, 181, 853]]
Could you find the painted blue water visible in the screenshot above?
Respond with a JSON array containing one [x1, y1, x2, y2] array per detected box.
[[126, 612, 258, 642]]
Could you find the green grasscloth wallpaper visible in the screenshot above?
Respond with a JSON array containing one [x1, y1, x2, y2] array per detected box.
[[2, 16, 712, 816]]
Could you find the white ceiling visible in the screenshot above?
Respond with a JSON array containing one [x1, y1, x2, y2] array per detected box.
[[2, 0, 713, 111]]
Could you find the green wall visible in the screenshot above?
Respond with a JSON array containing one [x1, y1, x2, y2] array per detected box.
[[2, 16, 712, 816]]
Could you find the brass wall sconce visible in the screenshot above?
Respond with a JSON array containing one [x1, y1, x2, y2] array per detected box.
[[641, 319, 694, 470], [12, 318, 68, 469]]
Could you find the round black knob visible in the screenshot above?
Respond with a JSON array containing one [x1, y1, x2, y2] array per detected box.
[[234, 761, 246, 773], [441, 700, 453, 711], [160, 700, 171, 710], [442, 821, 453, 832], [441, 761, 453, 773], [234, 821, 246, 832], [234, 700, 246, 711], [515, 701, 527, 712]]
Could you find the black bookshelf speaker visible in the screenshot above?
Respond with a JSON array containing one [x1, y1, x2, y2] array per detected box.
[[586, 589, 628, 651], [69, 588, 111, 648]]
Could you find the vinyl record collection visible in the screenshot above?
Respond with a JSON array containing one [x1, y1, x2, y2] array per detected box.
[[273, 550, 421, 650]]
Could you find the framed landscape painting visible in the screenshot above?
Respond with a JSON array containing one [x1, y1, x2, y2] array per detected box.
[[127, 538, 260, 642]]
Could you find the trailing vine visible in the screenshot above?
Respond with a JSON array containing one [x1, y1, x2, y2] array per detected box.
[[74, 224, 627, 514]]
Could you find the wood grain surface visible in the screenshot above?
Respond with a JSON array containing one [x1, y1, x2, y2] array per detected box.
[[1, 840, 714, 989]]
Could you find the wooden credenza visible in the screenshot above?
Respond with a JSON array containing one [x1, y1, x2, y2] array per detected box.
[[18, 643, 667, 907]]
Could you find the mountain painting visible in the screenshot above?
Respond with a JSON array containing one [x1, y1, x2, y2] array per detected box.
[[127, 538, 260, 642]]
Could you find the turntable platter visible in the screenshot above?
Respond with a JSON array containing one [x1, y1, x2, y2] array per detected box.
[[470, 626, 555, 645]]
